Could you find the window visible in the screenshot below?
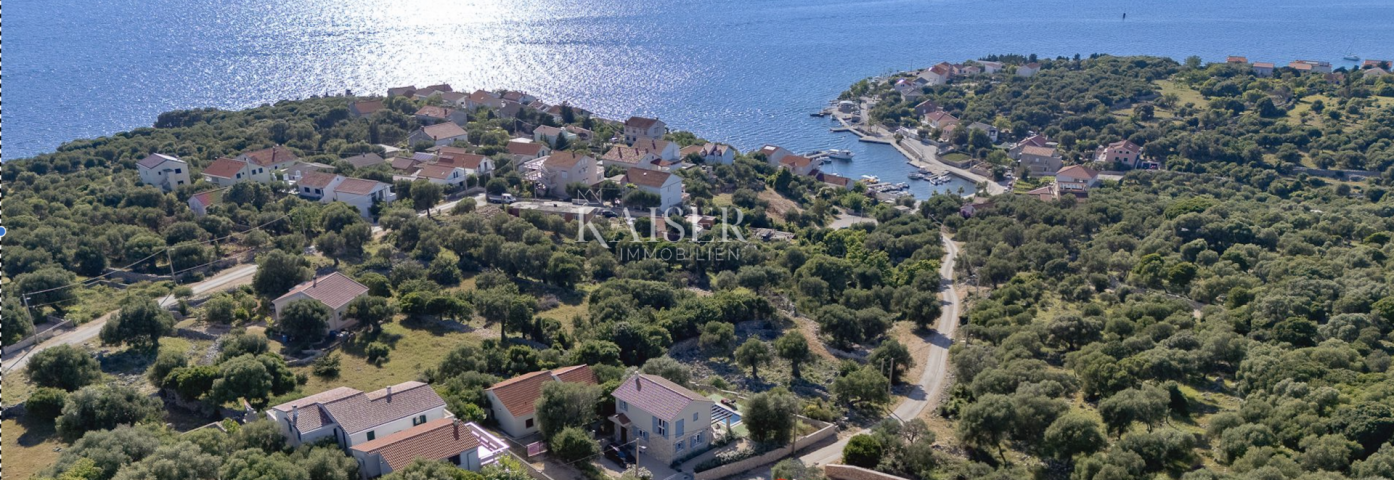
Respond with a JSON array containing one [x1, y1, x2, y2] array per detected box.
[[175, 168, 182, 173], [413, 415, 427, 426], [694, 431, 703, 444], [675, 440, 685, 453], [449, 455, 462, 466], [366, 431, 376, 441], [656, 419, 668, 436], [693, 412, 699, 422], [525, 418, 534, 428], [619, 400, 628, 412], [676, 419, 684, 437]]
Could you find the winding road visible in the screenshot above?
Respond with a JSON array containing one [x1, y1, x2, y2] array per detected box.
[[796, 232, 963, 467]]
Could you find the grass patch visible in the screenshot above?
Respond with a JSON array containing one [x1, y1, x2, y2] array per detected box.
[[2, 417, 64, 480], [293, 317, 484, 395], [941, 152, 971, 162], [1155, 79, 1206, 108]]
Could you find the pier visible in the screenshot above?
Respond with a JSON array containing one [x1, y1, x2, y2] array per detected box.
[[829, 107, 1006, 195]]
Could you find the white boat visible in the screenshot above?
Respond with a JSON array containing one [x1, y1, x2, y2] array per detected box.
[[827, 149, 854, 160]]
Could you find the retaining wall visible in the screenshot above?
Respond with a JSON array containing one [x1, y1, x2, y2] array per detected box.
[[693, 417, 838, 480], [826, 464, 913, 480]]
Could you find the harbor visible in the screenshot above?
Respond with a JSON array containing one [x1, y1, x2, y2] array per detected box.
[[815, 99, 1008, 198]]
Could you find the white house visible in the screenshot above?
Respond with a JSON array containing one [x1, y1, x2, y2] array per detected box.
[[778, 155, 817, 177], [236, 146, 300, 183], [624, 116, 666, 143], [332, 178, 398, 217], [505, 140, 550, 163], [756, 145, 793, 165], [296, 171, 346, 200], [202, 157, 252, 186], [435, 149, 495, 176], [410, 123, 470, 148], [679, 143, 736, 164], [414, 105, 469, 125], [136, 153, 191, 191], [532, 125, 578, 147], [351, 419, 508, 479], [632, 138, 680, 161], [271, 272, 370, 333], [609, 374, 715, 464], [979, 61, 1005, 74], [537, 152, 601, 199], [266, 380, 449, 449], [188, 190, 222, 217], [918, 63, 954, 85], [484, 365, 598, 439], [600, 146, 658, 171], [1055, 165, 1100, 194], [624, 168, 683, 212], [1016, 62, 1041, 77], [417, 164, 469, 187]]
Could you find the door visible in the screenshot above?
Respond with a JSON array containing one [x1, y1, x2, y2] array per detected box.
[[620, 426, 628, 444]]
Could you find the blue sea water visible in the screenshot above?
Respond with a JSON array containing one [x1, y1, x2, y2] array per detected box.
[[6, 0, 1393, 196]]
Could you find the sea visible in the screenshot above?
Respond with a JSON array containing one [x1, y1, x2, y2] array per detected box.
[[7, 0, 1393, 198]]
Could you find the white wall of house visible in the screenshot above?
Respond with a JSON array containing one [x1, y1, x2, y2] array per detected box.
[[485, 390, 539, 439], [333, 188, 397, 218], [271, 294, 356, 332], [139, 161, 191, 191], [639, 178, 684, 211], [613, 399, 714, 464], [266, 409, 341, 448], [345, 405, 450, 446]]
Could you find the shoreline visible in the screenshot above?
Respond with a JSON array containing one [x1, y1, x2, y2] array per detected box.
[[829, 107, 1006, 196]]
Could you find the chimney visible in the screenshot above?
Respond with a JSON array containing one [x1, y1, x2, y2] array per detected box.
[[313, 275, 319, 287], [453, 419, 462, 439], [292, 405, 300, 425], [635, 377, 642, 391], [387, 385, 393, 401]]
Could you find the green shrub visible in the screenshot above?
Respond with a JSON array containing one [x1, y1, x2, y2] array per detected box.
[[26, 387, 68, 421]]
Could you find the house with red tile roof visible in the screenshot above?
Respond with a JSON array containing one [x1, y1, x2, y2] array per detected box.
[[272, 272, 371, 333], [1016, 62, 1041, 77], [599, 145, 657, 170], [409, 123, 470, 148], [416, 164, 469, 187], [266, 380, 449, 449], [236, 145, 301, 183], [1253, 62, 1275, 77], [815, 171, 854, 190], [349, 100, 386, 117], [296, 171, 346, 200], [435, 150, 494, 176], [484, 365, 598, 438], [537, 152, 601, 199], [1055, 165, 1100, 193], [924, 111, 959, 130], [1227, 56, 1249, 64], [414, 105, 468, 125], [333, 178, 398, 217], [188, 189, 223, 217], [351, 419, 508, 478], [1019, 145, 1063, 176], [623, 168, 684, 211], [779, 154, 817, 176], [136, 153, 190, 192], [1095, 140, 1145, 168], [505, 140, 551, 163], [755, 145, 793, 165], [609, 374, 715, 464], [918, 62, 955, 85], [202, 157, 252, 187], [624, 116, 666, 143], [387, 86, 417, 97], [680, 143, 736, 165]]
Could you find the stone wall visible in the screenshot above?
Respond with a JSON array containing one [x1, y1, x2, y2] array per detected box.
[[826, 464, 913, 480], [2, 319, 76, 357], [692, 417, 838, 480]]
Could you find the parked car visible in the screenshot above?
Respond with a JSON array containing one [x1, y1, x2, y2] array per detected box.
[[604, 444, 634, 468]]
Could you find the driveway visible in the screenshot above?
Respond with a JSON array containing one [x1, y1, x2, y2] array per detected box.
[[2, 263, 259, 374]]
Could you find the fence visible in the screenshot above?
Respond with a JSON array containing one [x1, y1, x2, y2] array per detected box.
[[826, 464, 914, 480], [692, 416, 838, 480], [2, 318, 76, 357]]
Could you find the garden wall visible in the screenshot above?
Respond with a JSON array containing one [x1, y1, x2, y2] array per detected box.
[[693, 417, 838, 480], [826, 464, 913, 480]]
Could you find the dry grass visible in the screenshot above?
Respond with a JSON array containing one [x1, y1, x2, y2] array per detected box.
[[2, 417, 64, 480], [1155, 79, 1206, 108], [757, 190, 801, 223], [291, 317, 484, 396]]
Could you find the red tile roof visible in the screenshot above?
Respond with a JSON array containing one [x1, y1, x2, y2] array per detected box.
[[612, 374, 708, 421], [601, 146, 650, 165], [298, 171, 341, 189], [420, 123, 468, 141], [624, 168, 675, 189], [275, 272, 369, 310], [418, 164, 461, 180], [1020, 145, 1058, 158], [625, 116, 662, 130], [351, 419, 485, 473], [780, 155, 813, 168], [240, 146, 299, 167], [415, 105, 457, 119], [203, 158, 248, 179], [351, 100, 385, 115], [1057, 165, 1098, 179], [487, 365, 597, 418], [335, 178, 388, 196], [543, 152, 588, 169], [438, 152, 488, 169], [506, 141, 545, 156]]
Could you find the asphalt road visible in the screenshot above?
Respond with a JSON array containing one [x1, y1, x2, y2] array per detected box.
[[2, 263, 259, 374], [794, 232, 963, 468]]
